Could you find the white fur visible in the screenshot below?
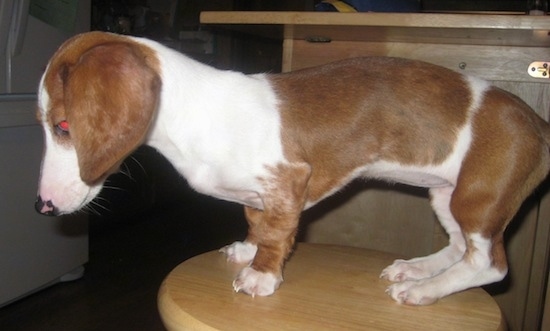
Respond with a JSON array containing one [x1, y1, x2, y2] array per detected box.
[[36, 36, 286, 214], [36, 70, 103, 214], [138, 39, 285, 210], [380, 187, 466, 283], [233, 266, 282, 297], [219, 241, 258, 264], [386, 233, 506, 305], [36, 127, 103, 214]]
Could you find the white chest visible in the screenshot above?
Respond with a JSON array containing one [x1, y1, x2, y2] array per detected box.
[[145, 64, 285, 209]]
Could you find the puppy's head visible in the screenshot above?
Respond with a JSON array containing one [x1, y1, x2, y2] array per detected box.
[[35, 32, 161, 216]]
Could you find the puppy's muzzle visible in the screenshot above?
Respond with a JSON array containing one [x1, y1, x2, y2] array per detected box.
[[35, 195, 58, 216]]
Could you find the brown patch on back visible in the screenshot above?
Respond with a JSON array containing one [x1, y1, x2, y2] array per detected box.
[[269, 57, 472, 202], [41, 32, 162, 184]]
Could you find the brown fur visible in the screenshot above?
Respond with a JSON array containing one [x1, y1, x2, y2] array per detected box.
[[247, 162, 311, 276], [247, 57, 550, 280], [271, 57, 471, 203], [451, 87, 550, 270], [40, 32, 161, 184], [238, 57, 478, 282]]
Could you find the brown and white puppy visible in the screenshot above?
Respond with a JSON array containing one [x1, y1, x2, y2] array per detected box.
[[35, 31, 550, 305]]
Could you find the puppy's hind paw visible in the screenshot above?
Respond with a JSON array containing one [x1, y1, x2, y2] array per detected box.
[[219, 241, 257, 264], [381, 259, 430, 282], [386, 282, 438, 306]]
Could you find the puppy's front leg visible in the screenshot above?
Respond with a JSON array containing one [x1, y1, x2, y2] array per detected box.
[[226, 162, 311, 297]]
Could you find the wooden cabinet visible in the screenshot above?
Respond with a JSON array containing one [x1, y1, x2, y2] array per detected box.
[[201, 12, 550, 331]]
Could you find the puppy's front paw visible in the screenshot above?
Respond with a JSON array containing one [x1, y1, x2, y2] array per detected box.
[[233, 266, 282, 297], [219, 241, 257, 264]]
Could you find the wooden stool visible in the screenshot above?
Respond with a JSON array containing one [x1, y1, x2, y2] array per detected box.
[[158, 243, 505, 330]]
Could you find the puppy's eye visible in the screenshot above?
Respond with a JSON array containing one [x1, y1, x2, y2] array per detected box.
[[55, 121, 70, 135]]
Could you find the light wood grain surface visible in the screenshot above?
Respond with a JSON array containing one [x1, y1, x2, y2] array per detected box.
[[158, 243, 504, 331], [200, 11, 550, 47], [200, 11, 549, 30]]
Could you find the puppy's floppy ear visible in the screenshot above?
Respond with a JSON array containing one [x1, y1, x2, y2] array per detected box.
[[63, 42, 161, 184]]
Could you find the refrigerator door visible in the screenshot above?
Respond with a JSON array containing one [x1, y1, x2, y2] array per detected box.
[[0, 95, 89, 307], [0, 0, 91, 307], [0, 93, 36, 128]]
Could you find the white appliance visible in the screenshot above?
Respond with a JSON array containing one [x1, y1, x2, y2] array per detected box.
[[0, 0, 90, 307]]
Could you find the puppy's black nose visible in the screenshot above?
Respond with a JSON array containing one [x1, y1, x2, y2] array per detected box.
[[35, 195, 58, 216]]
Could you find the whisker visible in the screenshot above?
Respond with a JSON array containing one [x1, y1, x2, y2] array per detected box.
[[129, 155, 147, 176], [120, 155, 149, 182], [84, 198, 111, 216], [82, 204, 101, 216], [119, 162, 135, 181], [91, 200, 111, 213], [92, 196, 111, 206], [101, 185, 128, 192]]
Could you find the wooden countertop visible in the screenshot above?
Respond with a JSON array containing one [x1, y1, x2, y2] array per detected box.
[[158, 243, 504, 331], [200, 11, 550, 46]]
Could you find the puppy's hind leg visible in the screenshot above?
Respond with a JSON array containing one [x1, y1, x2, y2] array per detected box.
[[381, 186, 466, 282], [386, 128, 549, 305], [227, 162, 312, 297], [386, 181, 511, 305]]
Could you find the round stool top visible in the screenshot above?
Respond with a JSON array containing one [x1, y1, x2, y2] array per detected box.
[[158, 243, 504, 331]]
